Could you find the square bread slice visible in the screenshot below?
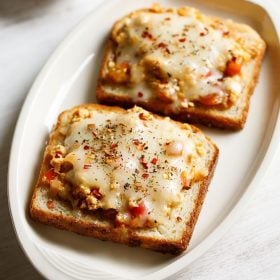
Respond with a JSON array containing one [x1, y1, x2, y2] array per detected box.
[[96, 5, 266, 130], [30, 104, 218, 254]]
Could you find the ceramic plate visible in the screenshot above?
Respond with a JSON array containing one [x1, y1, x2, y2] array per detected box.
[[8, 0, 280, 279]]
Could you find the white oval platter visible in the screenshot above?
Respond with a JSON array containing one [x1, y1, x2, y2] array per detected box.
[[8, 0, 280, 279]]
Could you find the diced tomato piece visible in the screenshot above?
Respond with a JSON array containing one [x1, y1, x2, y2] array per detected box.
[[199, 93, 223, 106], [225, 59, 242, 77], [44, 169, 57, 183], [142, 173, 149, 179], [91, 188, 102, 200], [150, 157, 158, 165], [129, 202, 147, 217]]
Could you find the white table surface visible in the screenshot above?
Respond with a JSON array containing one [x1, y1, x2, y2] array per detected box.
[[1, 0, 280, 279]]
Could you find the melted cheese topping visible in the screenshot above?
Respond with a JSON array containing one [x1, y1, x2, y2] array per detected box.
[[102, 6, 263, 110], [49, 107, 210, 227]]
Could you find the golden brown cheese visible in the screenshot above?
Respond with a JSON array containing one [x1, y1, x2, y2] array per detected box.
[[101, 5, 264, 110]]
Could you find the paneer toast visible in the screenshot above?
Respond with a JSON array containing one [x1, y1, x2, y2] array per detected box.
[[97, 5, 266, 129], [30, 104, 218, 254]]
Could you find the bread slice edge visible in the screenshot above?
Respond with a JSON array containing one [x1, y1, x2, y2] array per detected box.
[[30, 104, 219, 254]]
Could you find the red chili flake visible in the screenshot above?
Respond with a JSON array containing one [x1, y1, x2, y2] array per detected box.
[[88, 124, 97, 137], [91, 188, 102, 199], [179, 38, 186, 42], [55, 151, 62, 158], [165, 47, 171, 54], [47, 200, 54, 209], [44, 169, 57, 183], [133, 139, 140, 145], [141, 31, 153, 40], [200, 32, 206, 36], [176, 216, 182, 222], [142, 173, 149, 179], [83, 164, 91, 169], [164, 17, 171, 21], [141, 162, 148, 169], [156, 41, 171, 54], [84, 145, 90, 150], [110, 143, 118, 149], [158, 42, 167, 48], [151, 158, 158, 165], [223, 31, 230, 36], [139, 155, 148, 169], [137, 91, 143, 98], [132, 139, 145, 151]]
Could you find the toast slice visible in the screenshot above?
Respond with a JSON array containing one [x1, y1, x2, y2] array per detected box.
[[30, 104, 218, 254], [96, 5, 266, 130]]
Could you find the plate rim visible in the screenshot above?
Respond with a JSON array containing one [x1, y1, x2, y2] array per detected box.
[[7, 0, 280, 279]]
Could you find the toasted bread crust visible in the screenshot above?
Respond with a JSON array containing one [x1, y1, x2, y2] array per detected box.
[[30, 104, 218, 254], [96, 7, 266, 130]]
